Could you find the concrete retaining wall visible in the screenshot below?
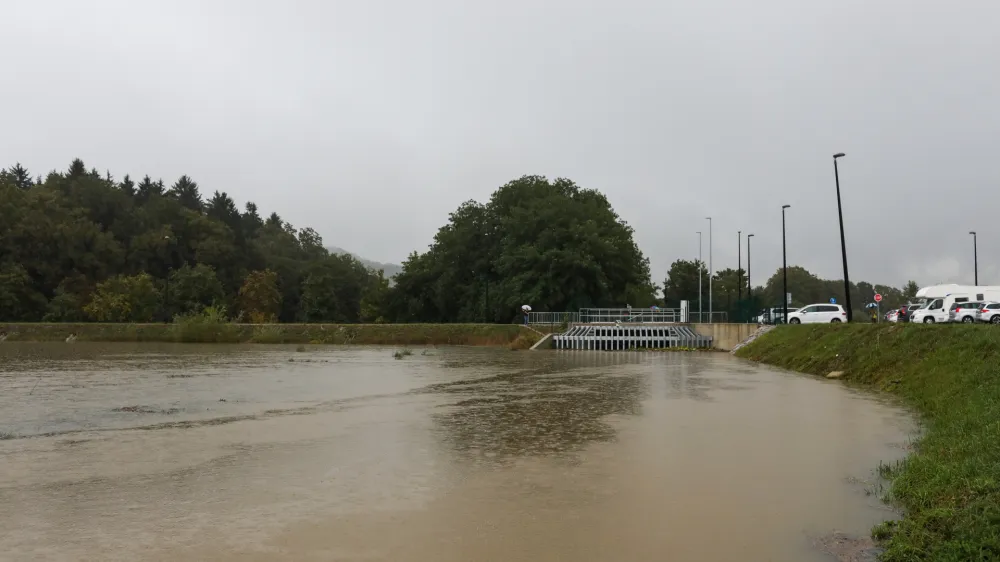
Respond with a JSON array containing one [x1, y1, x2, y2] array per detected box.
[[692, 323, 758, 351]]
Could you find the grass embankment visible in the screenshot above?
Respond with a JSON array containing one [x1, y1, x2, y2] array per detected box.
[[737, 324, 1000, 561], [0, 322, 529, 347]]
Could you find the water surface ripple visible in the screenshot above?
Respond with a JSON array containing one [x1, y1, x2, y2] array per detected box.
[[0, 343, 914, 561]]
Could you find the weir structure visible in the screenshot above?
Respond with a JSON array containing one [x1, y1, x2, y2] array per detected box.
[[529, 307, 716, 351]]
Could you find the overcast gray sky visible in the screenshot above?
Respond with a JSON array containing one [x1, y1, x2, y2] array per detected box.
[[3, 0, 998, 289]]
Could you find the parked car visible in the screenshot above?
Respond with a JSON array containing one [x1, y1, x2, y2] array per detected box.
[[910, 299, 944, 323], [886, 310, 899, 322], [898, 302, 924, 323], [787, 303, 848, 324], [976, 302, 1000, 324], [949, 301, 984, 323], [758, 307, 799, 324]]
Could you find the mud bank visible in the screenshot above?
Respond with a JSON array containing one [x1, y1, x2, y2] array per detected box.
[[737, 324, 1000, 561], [0, 322, 527, 346]]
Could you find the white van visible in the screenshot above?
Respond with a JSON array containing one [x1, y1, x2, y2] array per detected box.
[[911, 285, 1000, 323]]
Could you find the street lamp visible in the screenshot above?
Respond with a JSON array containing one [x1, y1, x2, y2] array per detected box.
[[782, 205, 790, 323], [706, 217, 713, 323], [833, 153, 852, 322], [737, 230, 742, 305], [970, 231, 978, 285], [696, 231, 703, 322], [747, 233, 754, 307]]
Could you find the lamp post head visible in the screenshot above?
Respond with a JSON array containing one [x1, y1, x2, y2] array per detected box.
[[833, 153, 846, 159], [782, 204, 791, 209], [747, 233, 754, 238], [970, 231, 977, 236]]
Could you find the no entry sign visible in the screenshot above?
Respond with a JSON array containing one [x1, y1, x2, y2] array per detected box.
[[874, 293, 883, 303]]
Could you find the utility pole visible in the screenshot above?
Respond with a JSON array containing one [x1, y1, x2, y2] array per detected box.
[[970, 231, 978, 285], [833, 153, 852, 321], [782, 205, 790, 323], [747, 234, 754, 320], [697, 231, 703, 322], [737, 230, 742, 313], [706, 217, 713, 323]]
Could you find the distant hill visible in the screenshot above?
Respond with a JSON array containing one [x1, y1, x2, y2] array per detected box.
[[327, 246, 403, 280]]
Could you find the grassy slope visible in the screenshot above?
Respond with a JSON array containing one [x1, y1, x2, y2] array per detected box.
[[737, 324, 1000, 561], [0, 323, 528, 346]]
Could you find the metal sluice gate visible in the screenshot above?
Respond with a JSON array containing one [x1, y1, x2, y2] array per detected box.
[[552, 325, 713, 350]]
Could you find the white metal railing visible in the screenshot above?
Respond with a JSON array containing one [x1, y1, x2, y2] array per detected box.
[[579, 308, 682, 324], [688, 311, 730, 323], [527, 311, 581, 325], [527, 308, 729, 326]]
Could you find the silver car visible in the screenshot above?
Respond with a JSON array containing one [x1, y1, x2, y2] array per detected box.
[[976, 302, 1000, 324], [949, 301, 984, 323]]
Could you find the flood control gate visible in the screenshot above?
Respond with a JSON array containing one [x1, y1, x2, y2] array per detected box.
[[552, 325, 713, 350]]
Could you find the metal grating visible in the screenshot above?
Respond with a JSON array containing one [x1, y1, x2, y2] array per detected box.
[[551, 324, 713, 351]]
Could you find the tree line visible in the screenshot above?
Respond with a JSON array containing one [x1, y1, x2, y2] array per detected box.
[[2, 163, 658, 323], [662, 258, 919, 320], [0, 160, 388, 323]]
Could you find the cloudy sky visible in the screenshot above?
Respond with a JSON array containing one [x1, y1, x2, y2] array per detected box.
[[3, 0, 998, 289]]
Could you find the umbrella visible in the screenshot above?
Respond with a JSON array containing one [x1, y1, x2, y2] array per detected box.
[[521, 305, 532, 312]]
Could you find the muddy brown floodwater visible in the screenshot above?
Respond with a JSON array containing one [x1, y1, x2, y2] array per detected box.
[[0, 343, 914, 562]]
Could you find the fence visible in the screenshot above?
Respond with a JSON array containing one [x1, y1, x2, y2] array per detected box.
[[528, 308, 744, 325], [579, 308, 683, 323], [526, 311, 581, 326], [529, 308, 685, 325], [688, 311, 730, 323]]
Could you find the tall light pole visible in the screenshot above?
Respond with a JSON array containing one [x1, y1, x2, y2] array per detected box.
[[970, 231, 978, 285], [833, 152, 852, 322], [782, 205, 790, 323], [747, 233, 754, 311], [706, 217, 713, 323], [697, 231, 703, 322], [737, 230, 742, 305]]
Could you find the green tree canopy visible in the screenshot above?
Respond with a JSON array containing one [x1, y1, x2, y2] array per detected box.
[[662, 259, 709, 308], [84, 273, 161, 322], [385, 175, 657, 322], [239, 269, 282, 323], [168, 264, 225, 318], [0, 158, 387, 324]]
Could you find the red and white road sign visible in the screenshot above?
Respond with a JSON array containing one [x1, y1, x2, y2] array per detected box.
[[874, 293, 883, 303]]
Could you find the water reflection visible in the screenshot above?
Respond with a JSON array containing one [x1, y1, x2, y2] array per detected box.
[[0, 344, 916, 562], [427, 365, 647, 463]]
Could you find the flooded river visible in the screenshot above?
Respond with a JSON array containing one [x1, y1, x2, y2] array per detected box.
[[0, 344, 913, 561]]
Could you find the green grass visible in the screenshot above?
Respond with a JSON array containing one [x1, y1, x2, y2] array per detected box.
[[737, 324, 1000, 561], [0, 322, 527, 346]]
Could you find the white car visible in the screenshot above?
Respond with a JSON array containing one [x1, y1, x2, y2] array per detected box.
[[948, 302, 984, 323], [977, 302, 1000, 324], [787, 303, 848, 324]]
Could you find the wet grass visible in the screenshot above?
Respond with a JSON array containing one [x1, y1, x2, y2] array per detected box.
[[0, 431, 17, 440], [0, 322, 525, 346], [507, 332, 541, 350], [737, 324, 1000, 561], [392, 349, 413, 359]]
